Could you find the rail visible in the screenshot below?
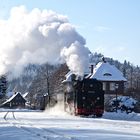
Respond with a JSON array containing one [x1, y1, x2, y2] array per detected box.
[[3, 111, 78, 140]]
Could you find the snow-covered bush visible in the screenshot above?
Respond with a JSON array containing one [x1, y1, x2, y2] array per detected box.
[[110, 96, 137, 113]]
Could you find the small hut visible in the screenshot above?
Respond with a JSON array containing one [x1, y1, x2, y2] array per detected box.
[[1, 92, 26, 108]]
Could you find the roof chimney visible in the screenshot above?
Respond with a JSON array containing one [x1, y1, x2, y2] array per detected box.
[[102, 57, 106, 63], [90, 64, 94, 74]]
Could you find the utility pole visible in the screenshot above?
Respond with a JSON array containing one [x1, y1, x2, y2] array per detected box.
[[130, 66, 133, 90], [115, 83, 119, 113]]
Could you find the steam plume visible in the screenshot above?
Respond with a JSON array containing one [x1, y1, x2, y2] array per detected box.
[[0, 6, 90, 78]]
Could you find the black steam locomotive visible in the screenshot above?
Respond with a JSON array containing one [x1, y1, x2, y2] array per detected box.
[[63, 76, 104, 117]]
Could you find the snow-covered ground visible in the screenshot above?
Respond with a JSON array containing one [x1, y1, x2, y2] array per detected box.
[[0, 106, 140, 140]]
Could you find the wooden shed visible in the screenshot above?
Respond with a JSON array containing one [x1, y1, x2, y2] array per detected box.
[[1, 92, 26, 108]]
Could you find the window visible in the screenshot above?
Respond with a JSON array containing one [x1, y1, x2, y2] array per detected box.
[[103, 82, 106, 90], [103, 73, 112, 76], [110, 83, 115, 91]]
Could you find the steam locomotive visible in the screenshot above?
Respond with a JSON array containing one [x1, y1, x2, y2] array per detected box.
[[63, 76, 104, 117]]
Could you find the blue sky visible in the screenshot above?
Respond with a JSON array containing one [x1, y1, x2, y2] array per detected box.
[[0, 0, 140, 65]]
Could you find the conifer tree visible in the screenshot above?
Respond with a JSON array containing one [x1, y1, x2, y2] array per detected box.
[[0, 75, 7, 99]]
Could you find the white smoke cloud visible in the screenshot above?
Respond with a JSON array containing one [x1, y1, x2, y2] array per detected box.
[[61, 41, 89, 76], [0, 5, 90, 78]]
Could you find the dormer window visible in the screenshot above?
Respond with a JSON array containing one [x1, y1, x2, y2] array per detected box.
[[103, 73, 112, 76]]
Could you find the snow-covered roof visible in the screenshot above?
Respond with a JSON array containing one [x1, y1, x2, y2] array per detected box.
[[65, 71, 73, 82], [90, 62, 127, 82], [62, 71, 73, 83], [63, 61, 127, 82], [23, 92, 29, 98]]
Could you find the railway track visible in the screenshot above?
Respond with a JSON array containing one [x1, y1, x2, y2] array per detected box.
[[3, 111, 78, 140]]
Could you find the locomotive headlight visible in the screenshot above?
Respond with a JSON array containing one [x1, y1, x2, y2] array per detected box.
[[90, 84, 93, 87], [82, 97, 86, 100], [97, 97, 100, 100]]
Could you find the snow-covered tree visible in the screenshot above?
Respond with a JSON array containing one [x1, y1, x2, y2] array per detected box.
[[109, 96, 137, 113]]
